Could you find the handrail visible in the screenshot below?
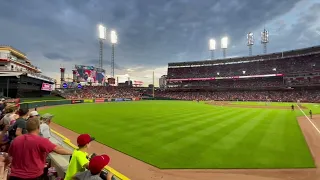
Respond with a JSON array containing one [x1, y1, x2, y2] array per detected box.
[[51, 126, 130, 180]]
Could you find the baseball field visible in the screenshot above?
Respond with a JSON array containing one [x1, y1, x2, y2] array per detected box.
[[39, 100, 319, 169]]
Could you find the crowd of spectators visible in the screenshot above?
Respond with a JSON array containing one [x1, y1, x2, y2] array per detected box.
[[61, 86, 140, 99], [168, 77, 284, 89], [167, 54, 320, 79], [0, 99, 114, 180], [154, 90, 320, 102]]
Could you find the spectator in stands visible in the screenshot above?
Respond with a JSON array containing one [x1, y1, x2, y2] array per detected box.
[[40, 113, 53, 139], [29, 110, 40, 119], [73, 154, 114, 180], [0, 105, 18, 130], [8, 108, 29, 141], [0, 101, 4, 116], [8, 117, 72, 180], [65, 134, 95, 180]]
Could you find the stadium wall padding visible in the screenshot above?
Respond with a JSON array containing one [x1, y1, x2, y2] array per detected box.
[[20, 100, 72, 109]]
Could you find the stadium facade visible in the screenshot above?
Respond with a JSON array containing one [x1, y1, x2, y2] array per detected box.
[[0, 46, 55, 98], [166, 45, 320, 92]]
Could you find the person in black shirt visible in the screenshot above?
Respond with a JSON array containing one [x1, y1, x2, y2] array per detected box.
[[309, 110, 313, 119], [8, 108, 29, 141], [291, 105, 294, 111]]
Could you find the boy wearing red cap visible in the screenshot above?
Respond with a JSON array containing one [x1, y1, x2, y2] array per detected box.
[[73, 155, 114, 180], [65, 134, 95, 180]]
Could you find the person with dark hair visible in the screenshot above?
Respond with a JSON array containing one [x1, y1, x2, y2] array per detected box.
[[65, 134, 95, 180], [8, 108, 29, 141], [291, 105, 294, 111], [8, 117, 72, 180], [309, 110, 313, 119], [73, 155, 114, 180]]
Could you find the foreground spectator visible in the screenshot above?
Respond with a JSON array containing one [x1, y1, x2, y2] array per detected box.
[[65, 134, 95, 180], [73, 154, 114, 180], [40, 113, 53, 139], [8, 108, 29, 141], [8, 117, 72, 180]]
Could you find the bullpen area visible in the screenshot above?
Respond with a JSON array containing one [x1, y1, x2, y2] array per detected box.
[[39, 100, 317, 169]]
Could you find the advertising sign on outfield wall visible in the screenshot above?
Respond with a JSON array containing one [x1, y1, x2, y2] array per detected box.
[[84, 99, 94, 103], [115, 98, 123, 102], [71, 100, 83, 104], [95, 99, 105, 103], [123, 98, 132, 101]]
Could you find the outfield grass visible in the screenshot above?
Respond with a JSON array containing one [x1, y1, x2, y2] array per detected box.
[[40, 101, 315, 169]]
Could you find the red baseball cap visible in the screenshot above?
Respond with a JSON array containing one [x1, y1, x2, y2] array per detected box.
[[77, 134, 95, 146], [89, 155, 110, 174]]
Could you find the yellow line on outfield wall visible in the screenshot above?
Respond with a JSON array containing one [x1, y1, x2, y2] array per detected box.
[[51, 129, 70, 141], [50, 130, 130, 180]]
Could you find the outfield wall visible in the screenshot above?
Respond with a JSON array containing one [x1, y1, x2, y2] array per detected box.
[[19, 98, 136, 180]]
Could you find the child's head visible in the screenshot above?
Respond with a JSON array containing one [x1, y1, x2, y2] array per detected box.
[[77, 134, 95, 149]]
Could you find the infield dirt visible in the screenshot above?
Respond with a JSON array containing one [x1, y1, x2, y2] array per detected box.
[[41, 105, 320, 180]]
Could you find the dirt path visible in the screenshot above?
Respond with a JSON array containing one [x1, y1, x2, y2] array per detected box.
[[206, 101, 308, 110], [41, 106, 320, 180]]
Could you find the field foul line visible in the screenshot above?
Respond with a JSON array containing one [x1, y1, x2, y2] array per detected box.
[[297, 105, 320, 134]]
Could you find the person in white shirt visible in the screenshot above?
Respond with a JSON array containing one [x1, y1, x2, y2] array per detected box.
[[40, 113, 53, 139]]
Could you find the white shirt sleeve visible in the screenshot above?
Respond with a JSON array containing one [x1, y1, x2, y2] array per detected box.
[[40, 124, 51, 138]]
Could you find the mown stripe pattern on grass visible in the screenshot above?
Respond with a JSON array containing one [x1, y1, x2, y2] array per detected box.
[[40, 101, 315, 169]]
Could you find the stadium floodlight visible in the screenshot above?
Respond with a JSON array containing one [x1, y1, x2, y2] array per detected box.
[[209, 39, 216, 60], [221, 36, 228, 58], [98, 24, 107, 40], [97, 24, 107, 72], [261, 28, 269, 54], [221, 37, 228, 49], [111, 30, 118, 44], [110, 30, 118, 77], [247, 32, 254, 56]]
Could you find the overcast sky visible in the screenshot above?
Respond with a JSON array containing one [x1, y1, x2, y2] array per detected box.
[[1, 0, 320, 86]]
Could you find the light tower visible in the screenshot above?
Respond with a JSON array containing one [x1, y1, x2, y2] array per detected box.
[[98, 24, 107, 70], [261, 28, 269, 54], [221, 37, 228, 58], [60, 67, 65, 83], [247, 32, 254, 56], [110, 30, 118, 77], [209, 39, 216, 60]]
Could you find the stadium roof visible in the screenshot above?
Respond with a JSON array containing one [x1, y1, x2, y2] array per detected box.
[[0, 45, 27, 60], [168, 45, 320, 67]]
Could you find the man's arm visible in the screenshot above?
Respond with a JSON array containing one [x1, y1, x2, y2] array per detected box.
[[41, 138, 72, 155], [15, 128, 23, 136], [53, 146, 72, 155], [15, 121, 26, 136]]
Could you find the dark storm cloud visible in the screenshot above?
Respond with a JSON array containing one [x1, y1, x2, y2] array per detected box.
[[44, 52, 72, 61], [0, 0, 317, 78]]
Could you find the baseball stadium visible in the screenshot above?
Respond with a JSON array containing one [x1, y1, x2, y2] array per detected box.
[[1, 42, 320, 180]]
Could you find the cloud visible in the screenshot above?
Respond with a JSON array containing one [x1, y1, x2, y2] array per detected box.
[[1, 0, 319, 86]]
